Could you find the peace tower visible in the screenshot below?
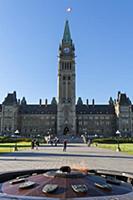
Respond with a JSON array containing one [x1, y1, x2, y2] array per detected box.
[[57, 21, 76, 135]]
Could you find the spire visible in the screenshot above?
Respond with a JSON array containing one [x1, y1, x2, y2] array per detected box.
[[62, 20, 71, 44]]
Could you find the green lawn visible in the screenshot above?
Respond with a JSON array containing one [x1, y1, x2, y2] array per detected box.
[[95, 143, 133, 154], [0, 142, 31, 153]]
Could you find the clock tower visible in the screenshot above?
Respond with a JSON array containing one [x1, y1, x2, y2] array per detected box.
[[57, 20, 76, 135]]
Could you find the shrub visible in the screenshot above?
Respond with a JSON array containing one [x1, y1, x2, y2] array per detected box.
[[93, 137, 133, 144]]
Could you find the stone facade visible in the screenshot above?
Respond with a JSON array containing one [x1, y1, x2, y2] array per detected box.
[[0, 21, 133, 137]]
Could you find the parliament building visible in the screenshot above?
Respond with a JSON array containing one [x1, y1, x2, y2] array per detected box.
[[0, 21, 133, 137]]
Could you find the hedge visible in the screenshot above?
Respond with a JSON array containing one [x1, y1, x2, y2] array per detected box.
[[93, 137, 133, 144], [0, 136, 31, 143]]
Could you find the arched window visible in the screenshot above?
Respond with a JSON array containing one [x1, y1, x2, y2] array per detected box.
[[62, 62, 64, 70], [65, 62, 67, 70], [67, 63, 69, 70], [70, 63, 72, 70]]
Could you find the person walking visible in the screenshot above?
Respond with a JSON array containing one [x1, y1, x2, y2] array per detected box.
[[63, 139, 67, 152], [31, 139, 35, 149], [35, 139, 39, 150]]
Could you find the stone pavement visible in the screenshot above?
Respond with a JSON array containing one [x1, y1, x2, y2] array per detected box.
[[0, 144, 133, 173]]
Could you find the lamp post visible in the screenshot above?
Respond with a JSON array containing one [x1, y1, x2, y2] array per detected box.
[[116, 130, 121, 152], [14, 130, 19, 151], [37, 134, 40, 145]]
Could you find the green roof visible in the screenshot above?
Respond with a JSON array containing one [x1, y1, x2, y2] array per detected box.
[[62, 20, 71, 44]]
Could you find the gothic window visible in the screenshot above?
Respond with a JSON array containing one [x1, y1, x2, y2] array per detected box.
[[106, 121, 110, 125], [100, 116, 104, 120], [68, 76, 71, 80], [65, 62, 67, 70], [63, 76, 66, 80], [62, 98, 66, 103], [84, 121, 88, 126], [100, 121, 104, 125], [68, 98, 71, 103], [62, 63, 64, 70], [70, 63, 71, 70], [67, 63, 69, 70], [95, 121, 99, 126], [79, 121, 82, 125]]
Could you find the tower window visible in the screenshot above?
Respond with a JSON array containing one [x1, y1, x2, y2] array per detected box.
[[67, 63, 69, 70], [68, 76, 71, 80], [65, 63, 67, 70], [62, 63, 64, 70], [63, 76, 66, 80], [68, 98, 71, 103], [62, 98, 66, 103], [70, 63, 71, 70]]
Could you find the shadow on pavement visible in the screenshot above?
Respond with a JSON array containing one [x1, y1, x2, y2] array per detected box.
[[0, 151, 133, 160]]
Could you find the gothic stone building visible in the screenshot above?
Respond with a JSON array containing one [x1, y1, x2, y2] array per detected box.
[[0, 21, 133, 137]]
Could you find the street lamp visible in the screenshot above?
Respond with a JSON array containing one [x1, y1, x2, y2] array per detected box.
[[116, 130, 121, 152], [14, 130, 19, 151]]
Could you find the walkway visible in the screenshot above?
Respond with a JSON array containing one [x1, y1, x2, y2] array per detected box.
[[0, 144, 132, 173]]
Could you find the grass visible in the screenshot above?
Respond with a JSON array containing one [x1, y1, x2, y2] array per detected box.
[[0, 142, 31, 153], [95, 143, 133, 155]]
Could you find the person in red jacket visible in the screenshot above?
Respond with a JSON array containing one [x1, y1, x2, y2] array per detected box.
[[63, 140, 67, 152]]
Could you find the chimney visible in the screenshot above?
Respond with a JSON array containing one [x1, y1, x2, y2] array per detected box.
[[39, 99, 42, 106], [86, 99, 89, 105], [45, 99, 48, 106], [92, 99, 95, 106]]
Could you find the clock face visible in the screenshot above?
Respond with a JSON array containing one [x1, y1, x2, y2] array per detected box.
[[63, 47, 70, 53]]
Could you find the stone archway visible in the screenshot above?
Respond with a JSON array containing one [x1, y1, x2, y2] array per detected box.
[[63, 127, 69, 135]]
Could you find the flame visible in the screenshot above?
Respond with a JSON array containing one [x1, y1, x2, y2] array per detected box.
[[71, 163, 89, 174]]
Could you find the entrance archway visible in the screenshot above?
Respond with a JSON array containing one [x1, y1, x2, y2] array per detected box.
[[63, 127, 69, 135]]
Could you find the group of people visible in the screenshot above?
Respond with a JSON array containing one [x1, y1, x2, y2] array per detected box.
[[49, 137, 59, 146], [31, 137, 68, 152], [49, 137, 67, 151], [31, 139, 39, 150]]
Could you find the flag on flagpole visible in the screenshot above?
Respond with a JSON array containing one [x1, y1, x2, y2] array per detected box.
[[66, 7, 72, 12]]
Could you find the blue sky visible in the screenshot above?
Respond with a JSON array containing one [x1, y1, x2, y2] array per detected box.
[[0, 0, 133, 104]]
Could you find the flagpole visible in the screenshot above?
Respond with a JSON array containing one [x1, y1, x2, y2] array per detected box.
[[66, 7, 72, 21]]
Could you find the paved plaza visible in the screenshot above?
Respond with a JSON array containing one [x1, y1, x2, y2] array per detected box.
[[0, 144, 133, 173]]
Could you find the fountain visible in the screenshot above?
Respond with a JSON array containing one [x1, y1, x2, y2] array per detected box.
[[0, 166, 133, 199]]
